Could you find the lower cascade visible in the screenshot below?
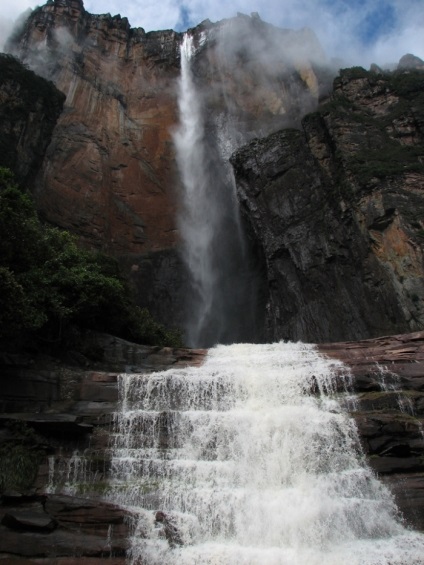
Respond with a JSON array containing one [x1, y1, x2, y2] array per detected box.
[[109, 342, 424, 564]]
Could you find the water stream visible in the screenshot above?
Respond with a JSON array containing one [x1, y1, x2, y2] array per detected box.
[[130, 29, 424, 565], [109, 342, 424, 564], [173, 33, 263, 348]]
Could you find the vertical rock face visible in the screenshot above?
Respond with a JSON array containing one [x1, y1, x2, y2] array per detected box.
[[0, 53, 65, 186], [7, 0, 182, 254], [6, 0, 326, 335], [232, 64, 424, 342]]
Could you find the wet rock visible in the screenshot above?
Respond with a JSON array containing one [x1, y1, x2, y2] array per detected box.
[[383, 473, 424, 531], [369, 456, 424, 475], [319, 332, 424, 531], [155, 511, 184, 548], [0, 496, 131, 559], [0, 414, 93, 436], [1, 507, 57, 532]]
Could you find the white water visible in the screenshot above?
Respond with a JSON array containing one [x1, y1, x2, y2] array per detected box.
[[173, 34, 217, 346], [173, 34, 260, 347], [109, 342, 424, 564]]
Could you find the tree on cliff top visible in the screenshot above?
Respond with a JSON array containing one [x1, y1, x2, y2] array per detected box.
[[0, 168, 182, 351]]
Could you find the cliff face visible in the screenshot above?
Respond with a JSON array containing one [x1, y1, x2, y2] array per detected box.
[[7, 0, 182, 255], [6, 0, 325, 336], [7, 2, 423, 345], [0, 53, 65, 186], [232, 65, 424, 343]]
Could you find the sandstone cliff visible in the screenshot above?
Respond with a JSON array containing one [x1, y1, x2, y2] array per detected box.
[[232, 64, 424, 342], [6, 0, 326, 338]]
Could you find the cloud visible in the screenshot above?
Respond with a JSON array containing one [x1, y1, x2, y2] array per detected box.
[[82, 0, 424, 67], [1, 0, 424, 67], [0, 0, 35, 50]]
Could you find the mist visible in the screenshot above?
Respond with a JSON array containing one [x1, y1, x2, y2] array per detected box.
[[2, 0, 423, 69]]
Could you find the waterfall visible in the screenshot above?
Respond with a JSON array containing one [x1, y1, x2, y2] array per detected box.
[[173, 33, 215, 347], [109, 342, 424, 564], [173, 34, 265, 348]]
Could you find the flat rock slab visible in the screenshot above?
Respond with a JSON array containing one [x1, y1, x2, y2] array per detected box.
[[318, 330, 424, 365], [0, 496, 130, 560], [2, 507, 56, 532], [0, 414, 92, 435]]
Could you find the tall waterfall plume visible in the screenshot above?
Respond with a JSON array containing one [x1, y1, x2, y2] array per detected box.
[[173, 33, 264, 348], [109, 342, 424, 564]]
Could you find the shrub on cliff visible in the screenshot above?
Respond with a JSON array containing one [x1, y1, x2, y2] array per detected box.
[[0, 168, 182, 350]]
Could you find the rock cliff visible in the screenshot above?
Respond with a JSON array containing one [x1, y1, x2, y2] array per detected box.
[[232, 63, 424, 342], [4, 2, 424, 345], [0, 53, 65, 186], [6, 0, 327, 336]]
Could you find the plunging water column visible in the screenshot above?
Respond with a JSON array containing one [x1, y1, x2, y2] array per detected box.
[[173, 33, 264, 347], [173, 34, 214, 347], [109, 342, 424, 564]]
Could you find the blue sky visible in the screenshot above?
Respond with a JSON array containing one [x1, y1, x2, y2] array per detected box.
[[1, 0, 424, 67]]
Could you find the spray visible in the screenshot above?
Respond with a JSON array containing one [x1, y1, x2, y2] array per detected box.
[[110, 342, 424, 564], [173, 32, 265, 347]]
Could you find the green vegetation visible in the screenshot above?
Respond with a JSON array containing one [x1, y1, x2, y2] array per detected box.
[[389, 69, 424, 97], [309, 65, 424, 196], [0, 168, 182, 351], [338, 66, 370, 81], [348, 143, 424, 184]]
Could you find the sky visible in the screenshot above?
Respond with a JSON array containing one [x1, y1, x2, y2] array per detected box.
[[1, 0, 424, 67]]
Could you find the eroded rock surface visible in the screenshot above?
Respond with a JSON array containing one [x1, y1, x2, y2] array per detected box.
[[0, 494, 129, 562], [232, 64, 424, 343], [319, 330, 424, 530], [0, 334, 206, 561]]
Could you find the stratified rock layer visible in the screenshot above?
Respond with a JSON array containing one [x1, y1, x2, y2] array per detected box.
[[0, 332, 423, 561], [232, 65, 424, 342], [319, 331, 424, 531], [6, 0, 326, 333], [0, 334, 206, 562]]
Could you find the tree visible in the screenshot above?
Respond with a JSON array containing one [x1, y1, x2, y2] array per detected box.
[[0, 168, 182, 350]]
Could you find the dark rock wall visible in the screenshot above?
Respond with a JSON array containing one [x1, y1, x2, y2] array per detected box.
[[232, 66, 424, 343], [0, 54, 65, 187], [0, 335, 206, 562]]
